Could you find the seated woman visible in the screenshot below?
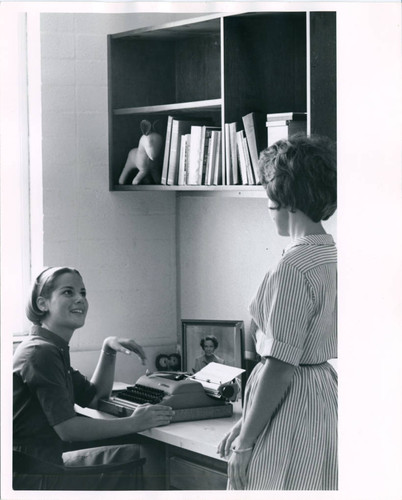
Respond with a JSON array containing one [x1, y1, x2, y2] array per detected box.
[[13, 266, 174, 489], [193, 335, 225, 373]]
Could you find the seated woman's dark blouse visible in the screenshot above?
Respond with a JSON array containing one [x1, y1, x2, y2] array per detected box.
[[13, 326, 97, 464]]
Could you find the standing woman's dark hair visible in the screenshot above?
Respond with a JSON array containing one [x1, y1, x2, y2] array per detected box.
[[258, 134, 337, 222], [25, 267, 82, 325]]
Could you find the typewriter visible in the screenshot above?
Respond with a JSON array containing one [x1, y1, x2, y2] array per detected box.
[[98, 371, 233, 422]]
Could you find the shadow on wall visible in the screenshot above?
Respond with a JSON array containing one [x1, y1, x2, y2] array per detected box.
[[70, 345, 177, 384]]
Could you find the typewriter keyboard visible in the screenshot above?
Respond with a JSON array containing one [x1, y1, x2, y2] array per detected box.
[[116, 384, 166, 405]]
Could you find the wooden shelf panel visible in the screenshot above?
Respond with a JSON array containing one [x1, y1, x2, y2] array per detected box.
[[111, 15, 221, 41], [111, 185, 266, 197], [113, 99, 222, 116]]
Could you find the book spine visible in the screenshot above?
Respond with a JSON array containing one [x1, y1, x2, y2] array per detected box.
[[266, 112, 307, 122], [236, 131, 248, 185], [267, 123, 289, 147], [198, 128, 217, 185], [224, 123, 231, 185], [167, 119, 180, 185], [177, 134, 189, 186], [242, 113, 258, 177], [161, 115, 173, 185], [202, 136, 212, 185], [187, 126, 203, 185], [242, 135, 255, 184], [229, 122, 238, 185], [213, 131, 222, 185], [206, 131, 218, 186]]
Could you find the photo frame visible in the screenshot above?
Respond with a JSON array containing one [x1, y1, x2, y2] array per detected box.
[[181, 320, 244, 374]]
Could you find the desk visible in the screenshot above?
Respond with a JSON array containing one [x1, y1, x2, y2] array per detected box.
[[75, 392, 242, 490]]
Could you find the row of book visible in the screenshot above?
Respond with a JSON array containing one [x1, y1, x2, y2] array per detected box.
[[161, 111, 306, 186]]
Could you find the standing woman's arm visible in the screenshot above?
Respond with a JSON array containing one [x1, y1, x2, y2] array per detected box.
[[227, 357, 295, 490]]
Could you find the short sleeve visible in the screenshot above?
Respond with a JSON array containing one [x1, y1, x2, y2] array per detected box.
[[20, 346, 77, 426], [250, 262, 313, 365], [71, 369, 97, 407]]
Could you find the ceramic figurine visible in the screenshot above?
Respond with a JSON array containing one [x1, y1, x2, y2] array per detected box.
[[118, 120, 164, 185]]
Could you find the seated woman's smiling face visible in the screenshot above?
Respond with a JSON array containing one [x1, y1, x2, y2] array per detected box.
[[38, 272, 88, 336]]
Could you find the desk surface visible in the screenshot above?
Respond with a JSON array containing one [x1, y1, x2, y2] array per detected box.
[[75, 383, 242, 461]]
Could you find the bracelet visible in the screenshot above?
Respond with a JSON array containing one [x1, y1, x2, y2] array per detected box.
[[232, 446, 253, 454], [102, 348, 116, 357]]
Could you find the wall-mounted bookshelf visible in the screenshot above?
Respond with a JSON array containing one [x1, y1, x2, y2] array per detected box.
[[107, 11, 336, 194]]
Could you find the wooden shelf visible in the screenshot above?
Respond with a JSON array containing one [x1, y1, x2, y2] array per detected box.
[[111, 14, 221, 40], [112, 184, 264, 191], [113, 99, 222, 116]]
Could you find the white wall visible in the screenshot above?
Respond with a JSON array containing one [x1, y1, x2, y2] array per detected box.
[[178, 195, 337, 358], [40, 13, 195, 380]]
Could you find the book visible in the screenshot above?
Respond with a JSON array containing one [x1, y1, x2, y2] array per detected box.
[[187, 125, 203, 185], [236, 131, 248, 185], [198, 126, 220, 185], [224, 123, 231, 185], [266, 120, 288, 127], [266, 112, 307, 122], [213, 131, 222, 185], [167, 119, 200, 185], [266, 112, 307, 146], [242, 112, 266, 184], [266, 121, 289, 146], [205, 130, 220, 186], [228, 122, 239, 185], [242, 135, 255, 184], [177, 134, 190, 185], [161, 115, 174, 185], [204, 137, 213, 186]]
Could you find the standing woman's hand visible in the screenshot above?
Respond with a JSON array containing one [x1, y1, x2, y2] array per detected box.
[[217, 420, 242, 458], [103, 337, 147, 365], [228, 447, 253, 490]]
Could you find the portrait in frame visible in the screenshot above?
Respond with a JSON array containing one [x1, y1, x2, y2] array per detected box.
[[181, 320, 244, 374]]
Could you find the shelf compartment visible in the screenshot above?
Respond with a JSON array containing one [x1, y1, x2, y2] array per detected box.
[[109, 27, 221, 109], [223, 12, 307, 123]]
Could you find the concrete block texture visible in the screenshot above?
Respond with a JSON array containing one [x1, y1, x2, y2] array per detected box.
[[41, 32, 75, 59], [41, 13, 183, 353]]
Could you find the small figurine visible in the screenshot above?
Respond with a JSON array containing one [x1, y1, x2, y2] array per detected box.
[[118, 120, 164, 185]]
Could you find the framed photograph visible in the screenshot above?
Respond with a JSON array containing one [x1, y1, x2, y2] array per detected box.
[[181, 319, 244, 373]]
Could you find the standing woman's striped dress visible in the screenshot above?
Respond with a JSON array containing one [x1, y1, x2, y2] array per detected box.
[[235, 234, 338, 490]]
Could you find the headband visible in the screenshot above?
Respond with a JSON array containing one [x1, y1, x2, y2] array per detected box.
[[35, 267, 70, 298]]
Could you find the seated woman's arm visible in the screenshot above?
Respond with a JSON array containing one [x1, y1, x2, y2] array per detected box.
[[88, 337, 146, 408], [53, 404, 174, 442]]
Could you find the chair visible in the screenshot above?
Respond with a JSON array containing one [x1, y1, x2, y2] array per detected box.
[[13, 448, 146, 490]]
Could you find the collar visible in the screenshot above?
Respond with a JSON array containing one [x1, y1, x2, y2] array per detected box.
[[284, 234, 335, 254], [31, 325, 70, 350]]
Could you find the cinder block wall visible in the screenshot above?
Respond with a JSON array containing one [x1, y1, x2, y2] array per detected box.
[[40, 13, 194, 381]]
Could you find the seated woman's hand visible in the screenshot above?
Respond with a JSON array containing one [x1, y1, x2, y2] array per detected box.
[[130, 404, 174, 431], [103, 337, 147, 365]]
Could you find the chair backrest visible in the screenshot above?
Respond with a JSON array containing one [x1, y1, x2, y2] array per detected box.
[[13, 449, 146, 490]]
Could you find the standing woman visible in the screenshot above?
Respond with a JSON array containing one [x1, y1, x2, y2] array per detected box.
[[13, 266, 174, 488], [218, 135, 338, 490]]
